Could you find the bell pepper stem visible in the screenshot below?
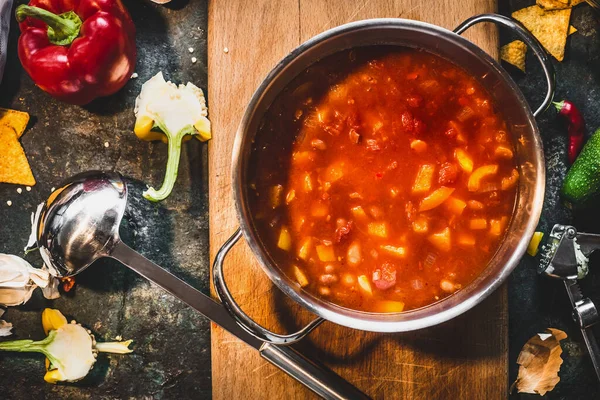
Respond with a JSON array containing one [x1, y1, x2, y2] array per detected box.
[[143, 126, 196, 202], [96, 339, 134, 354], [15, 5, 82, 46], [0, 331, 55, 354]]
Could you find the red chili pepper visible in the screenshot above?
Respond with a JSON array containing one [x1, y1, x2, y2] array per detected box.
[[554, 100, 585, 164], [15, 0, 136, 105]]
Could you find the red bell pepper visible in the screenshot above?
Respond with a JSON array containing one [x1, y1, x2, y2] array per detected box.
[[15, 0, 136, 105]]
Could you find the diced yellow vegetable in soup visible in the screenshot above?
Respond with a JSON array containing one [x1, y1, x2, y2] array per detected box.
[[428, 227, 451, 252], [358, 275, 373, 295], [457, 233, 476, 247], [467, 165, 498, 191], [374, 300, 405, 313], [351, 205, 368, 221], [285, 189, 296, 204], [412, 215, 429, 234], [297, 237, 312, 260], [368, 222, 389, 238], [278, 226, 292, 251], [292, 151, 315, 165], [419, 187, 455, 212], [454, 148, 473, 174], [412, 164, 435, 194], [445, 197, 467, 215], [270, 184, 284, 208], [293, 265, 309, 287], [380, 245, 407, 258], [347, 241, 362, 266], [494, 145, 514, 159], [310, 202, 329, 217], [316, 244, 336, 262], [467, 200, 484, 210], [501, 168, 519, 191], [469, 218, 488, 230], [456, 106, 475, 122], [303, 172, 313, 192], [410, 140, 428, 153], [527, 231, 544, 256], [323, 161, 345, 183], [489, 216, 508, 236]]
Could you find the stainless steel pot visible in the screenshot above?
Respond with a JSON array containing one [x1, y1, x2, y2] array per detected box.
[[214, 14, 554, 343]]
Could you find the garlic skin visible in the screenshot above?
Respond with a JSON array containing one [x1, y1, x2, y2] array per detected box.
[[0, 254, 60, 306], [0, 309, 12, 337], [0, 320, 12, 337]]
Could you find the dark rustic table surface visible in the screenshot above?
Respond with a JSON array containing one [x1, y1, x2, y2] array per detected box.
[[0, 0, 212, 398], [0, 0, 599, 399]]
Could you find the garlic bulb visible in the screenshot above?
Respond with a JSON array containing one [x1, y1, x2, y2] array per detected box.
[[0, 254, 58, 306]]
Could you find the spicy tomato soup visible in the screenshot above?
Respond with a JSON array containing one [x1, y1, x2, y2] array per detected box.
[[248, 47, 518, 313]]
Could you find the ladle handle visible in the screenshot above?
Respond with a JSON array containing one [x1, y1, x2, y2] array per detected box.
[[259, 341, 371, 400], [110, 240, 253, 339], [109, 241, 371, 400]]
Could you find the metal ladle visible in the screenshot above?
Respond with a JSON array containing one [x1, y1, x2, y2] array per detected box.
[[33, 170, 369, 400]]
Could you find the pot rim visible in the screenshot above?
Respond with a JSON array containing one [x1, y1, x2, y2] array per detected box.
[[230, 17, 546, 332]]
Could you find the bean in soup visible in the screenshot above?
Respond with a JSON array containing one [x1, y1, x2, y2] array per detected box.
[[248, 47, 518, 313]]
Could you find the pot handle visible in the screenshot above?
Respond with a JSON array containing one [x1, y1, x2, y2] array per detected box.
[[453, 13, 555, 117], [213, 228, 324, 345]]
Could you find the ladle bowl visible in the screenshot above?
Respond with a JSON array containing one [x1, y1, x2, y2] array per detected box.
[[37, 171, 126, 277]]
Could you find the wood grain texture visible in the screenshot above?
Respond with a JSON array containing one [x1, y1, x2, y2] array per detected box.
[[208, 1, 507, 399]]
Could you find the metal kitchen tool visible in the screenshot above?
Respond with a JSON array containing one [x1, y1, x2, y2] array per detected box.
[[33, 170, 369, 400], [539, 224, 600, 381]]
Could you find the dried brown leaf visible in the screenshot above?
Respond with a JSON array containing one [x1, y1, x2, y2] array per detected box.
[[512, 328, 567, 396]]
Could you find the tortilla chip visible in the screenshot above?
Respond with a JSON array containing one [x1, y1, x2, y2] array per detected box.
[[569, 25, 577, 35], [537, 0, 570, 10], [512, 6, 571, 61], [571, 0, 586, 6], [501, 40, 527, 72], [0, 126, 36, 186], [0, 108, 29, 139]]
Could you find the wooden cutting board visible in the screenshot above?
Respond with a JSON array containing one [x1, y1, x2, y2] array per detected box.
[[208, 1, 507, 399]]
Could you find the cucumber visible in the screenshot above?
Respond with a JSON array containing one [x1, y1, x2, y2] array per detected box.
[[562, 128, 600, 206]]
